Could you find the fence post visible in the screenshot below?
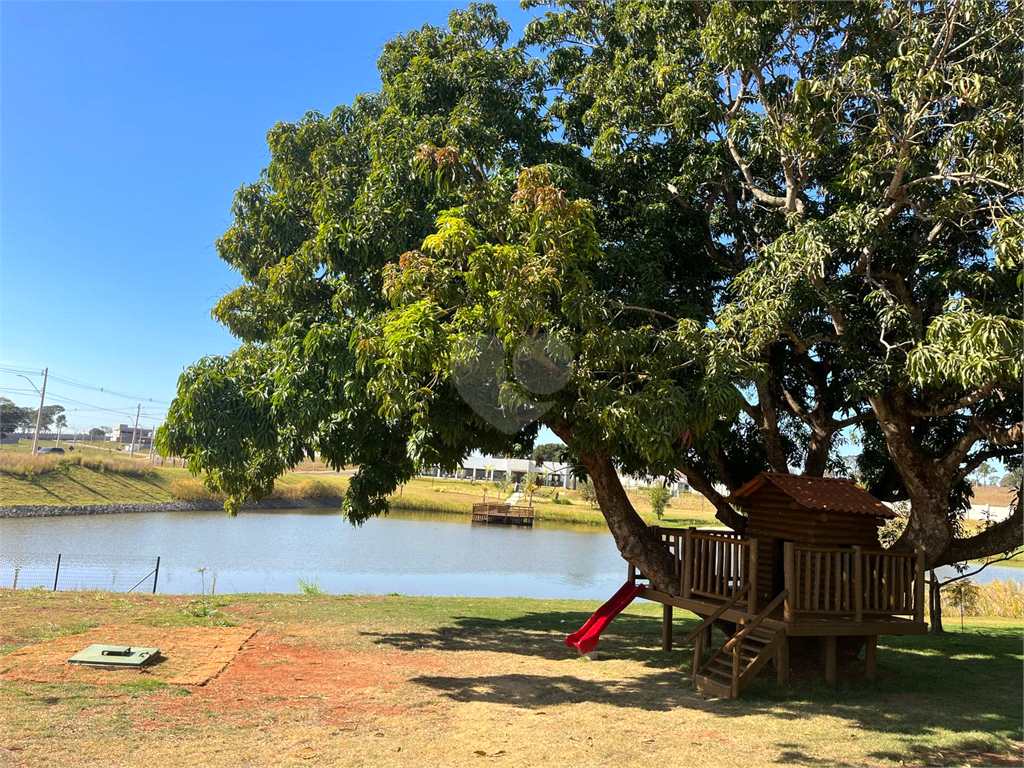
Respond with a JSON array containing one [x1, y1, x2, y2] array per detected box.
[[53, 554, 62, 592], [682, 527, 694, 598], [748, 540, 758, 615], [853, 545, 864, 623], [152, 556, 161, 594]]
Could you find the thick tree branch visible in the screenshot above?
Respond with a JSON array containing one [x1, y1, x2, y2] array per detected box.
[[939, 500, 1023, 567], [911, 381, 996, 419], [677, 461, 747, 533]]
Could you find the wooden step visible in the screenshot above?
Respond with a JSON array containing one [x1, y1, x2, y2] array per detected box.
[[694, 673, 733, 698]]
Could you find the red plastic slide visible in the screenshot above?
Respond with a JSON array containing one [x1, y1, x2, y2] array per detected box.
[[565, 582, 647, 655]]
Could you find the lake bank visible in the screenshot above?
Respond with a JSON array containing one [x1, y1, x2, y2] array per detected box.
[[1, 589, 1020, 768], [0, 462, 716, 528], [0, 497, 346, 519]]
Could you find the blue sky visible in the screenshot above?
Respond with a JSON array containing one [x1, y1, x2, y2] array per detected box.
[[1, 1, 540, 433]]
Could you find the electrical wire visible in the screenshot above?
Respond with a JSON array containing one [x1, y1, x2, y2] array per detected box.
[[0, 367, 170, 405]]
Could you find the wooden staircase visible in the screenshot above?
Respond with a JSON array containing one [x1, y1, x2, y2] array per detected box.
[[693, 623, 786, 699], [688, 589, 789, 699]]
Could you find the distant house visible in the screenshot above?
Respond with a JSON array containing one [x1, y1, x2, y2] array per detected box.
[[420, 451, 691, 494], [112, 424, 153, 447]]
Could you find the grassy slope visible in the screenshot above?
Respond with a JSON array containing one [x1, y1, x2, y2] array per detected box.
[[0, 465, 351, 507], [1, 458, 719, 527], [0, 589, 1020, 768]]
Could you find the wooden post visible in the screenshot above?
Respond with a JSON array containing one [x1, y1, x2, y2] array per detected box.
[[783, 542, 795, 622], [662, 604, 673, 652], [776, 636, 789, 685], [731, 643, 741, 699], [682, 527, 694, 598], [627, 562, 636, 586], [692, 630, 704, 686], [748, 539, 758, 615], [853, 545, 864, 624], [913, 548, 926, 624], [864, 635, 877, 681], [824, 636, 837, 684]]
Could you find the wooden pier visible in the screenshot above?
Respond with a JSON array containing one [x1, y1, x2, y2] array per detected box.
[[471, 503, 535, 527]]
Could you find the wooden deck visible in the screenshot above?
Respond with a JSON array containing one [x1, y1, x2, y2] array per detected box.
[[471, 503, 535, 527], [642, 589, 928, 637]]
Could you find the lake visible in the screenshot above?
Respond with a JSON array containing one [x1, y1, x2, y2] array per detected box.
[[0, 508, 1018, 599]]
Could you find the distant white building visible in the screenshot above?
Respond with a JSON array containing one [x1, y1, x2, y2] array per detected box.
[[112, 424, 154, 447], [421, 451, 691, 494]]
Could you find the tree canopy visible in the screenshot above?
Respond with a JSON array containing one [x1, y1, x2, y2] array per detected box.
[[0, 398, 32, 437], [159, 1, 1022, 587]]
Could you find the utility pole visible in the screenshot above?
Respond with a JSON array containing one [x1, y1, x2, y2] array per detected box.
[[30, 368, 48, 455], [129, 404, 141, 458]]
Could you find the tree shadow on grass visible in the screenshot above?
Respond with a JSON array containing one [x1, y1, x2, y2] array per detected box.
[[369, 608, 1021, 763], [64, 475, 110, 501], [366, 610, 680, 665]]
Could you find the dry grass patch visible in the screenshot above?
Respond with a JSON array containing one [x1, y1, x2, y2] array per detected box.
[[1, 591, 1020, 768], [1, 625, 256, 686]]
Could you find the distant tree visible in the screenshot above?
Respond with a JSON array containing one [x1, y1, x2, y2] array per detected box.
[[0, 398, 31, 437], [89, 427, 107, 440], [1001, 468, 1023, 489], [531, 443, 563, 465], [54, 414, 68, 444], [578, 479, 598, 508], [973, 463, 997, 487], [30, 405, 65, 432], [523, 472, 539, 507], [649, 485, 671, 521]]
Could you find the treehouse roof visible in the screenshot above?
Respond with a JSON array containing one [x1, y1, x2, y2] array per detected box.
[[728, 473, 896, 519]]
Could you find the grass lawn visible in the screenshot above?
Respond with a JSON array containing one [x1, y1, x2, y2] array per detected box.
[[0, 589, 1019, 768]]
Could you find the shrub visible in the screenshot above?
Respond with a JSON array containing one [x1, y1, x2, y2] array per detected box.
[[0, 453, 155, 479], [170, 479, 225, 502], [297, 578, 326, 595], [649, 485, 671, 520], [578, 479, 597, 508], [942, 578, 1023, 619], [272, 479, 338, 500]]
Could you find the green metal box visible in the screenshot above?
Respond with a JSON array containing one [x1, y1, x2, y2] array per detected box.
[[68, 645, 161, 668]]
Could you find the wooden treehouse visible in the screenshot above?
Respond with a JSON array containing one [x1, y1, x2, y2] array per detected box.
[[632, 473, 927, 699], [471, 502, 535, 527]]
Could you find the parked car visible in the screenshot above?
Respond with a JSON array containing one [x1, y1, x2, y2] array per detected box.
[[36, 447, 65, 455]]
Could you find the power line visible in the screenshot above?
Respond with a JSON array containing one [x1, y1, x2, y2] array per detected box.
[[0, 367, 171, 405]]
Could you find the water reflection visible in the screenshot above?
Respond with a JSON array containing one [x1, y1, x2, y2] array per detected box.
[[0, 508, 629, 599], [1, 508, 1018, 599]]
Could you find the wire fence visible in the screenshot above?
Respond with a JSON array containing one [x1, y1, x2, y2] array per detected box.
[[0, 553, 160, 593]]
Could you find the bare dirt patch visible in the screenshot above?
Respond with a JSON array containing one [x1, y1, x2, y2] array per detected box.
[[146, 636, 445, 724], [0, 625, 255, 686]]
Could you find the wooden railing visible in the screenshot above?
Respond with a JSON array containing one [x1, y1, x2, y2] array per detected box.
[[650, 527, 757, 613], [784, 543, 925, 622], [471, 503, 535, 522]]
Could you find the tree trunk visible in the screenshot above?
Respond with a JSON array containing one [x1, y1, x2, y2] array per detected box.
[[577, 447, 678, 593], [548, 421, 679, 591], [873, 391, 1022, 567], [928, 572, 944, 634]]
